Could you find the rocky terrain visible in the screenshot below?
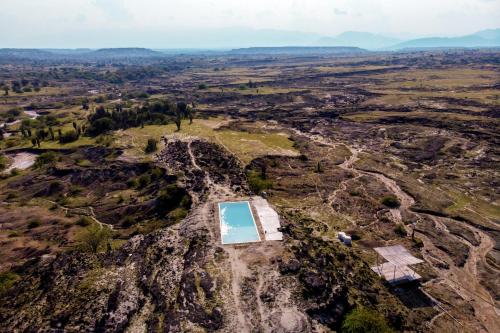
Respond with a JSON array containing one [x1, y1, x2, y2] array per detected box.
[[0, 49, 499, 332]]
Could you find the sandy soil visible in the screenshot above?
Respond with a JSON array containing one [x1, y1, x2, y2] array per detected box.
[[3, 152, 36, 174]]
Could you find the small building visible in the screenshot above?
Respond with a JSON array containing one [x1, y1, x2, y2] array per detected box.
[[371, 245, 423, 285], [338, 232, 352, 245], [252, 197, 283, 241]]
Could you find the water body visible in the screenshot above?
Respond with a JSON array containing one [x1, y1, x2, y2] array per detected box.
[[219, 201, 261, 244]]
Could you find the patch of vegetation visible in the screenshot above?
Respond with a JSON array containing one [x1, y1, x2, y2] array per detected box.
[[76, 223, 112, 253], [341, 307, 393, 333], [155, 184, 191, 215], [381, 196, 400, 208], [59, 130, 79, 143], [394, 223, 407, 237], [0, 155, 7, 171], [34, 152, 58, 168], [75, 216, 93, 227], [27, 218, 42, 229], [247, 170, 272, 194], [0, 272, 20, 295], [144, 138, 158, 153]]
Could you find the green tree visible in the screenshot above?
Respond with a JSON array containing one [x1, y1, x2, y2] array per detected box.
[[173, 103, 181, 131], [145, 138, 158, 153], [341, 307, 393, 333], [187, 105, 194, 124], [77, 223, 112, 253]]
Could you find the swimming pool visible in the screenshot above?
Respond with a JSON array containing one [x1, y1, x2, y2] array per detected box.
[[218, 201, 261, 244]]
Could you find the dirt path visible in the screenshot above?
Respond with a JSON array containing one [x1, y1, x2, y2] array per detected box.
[[181, 138, 254, 331]]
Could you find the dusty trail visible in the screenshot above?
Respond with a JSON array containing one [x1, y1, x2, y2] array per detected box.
[[289, 127, 499, 332], [181, 138, 254, 332]]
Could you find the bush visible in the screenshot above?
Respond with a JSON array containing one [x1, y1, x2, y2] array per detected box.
[[76, 223, 112, 253], [59, 130, 79, 143], [144, 138, 158, 153], [47, 181, 65, 195], [127, 178, 138, 188], [0, 155, 7, 171], [197, 83, 208, 90], [342, 307, 393, 333], [34, 152, 58, 168], [76, 216, 93, 227], [96, 134, 114, 147], [156, 184, 191, 214], [27, 218, 41, 229], [87, 117, 115, 136], [381, 195, 400, 208], [394, 223, 407, 237], [168, 207, 188, 221], [0, 272, 19, 295], [247, 170, 272, 194], [413, 237, 424, 248], [121, 216, 135, 228], [138, 174, 151, 188]]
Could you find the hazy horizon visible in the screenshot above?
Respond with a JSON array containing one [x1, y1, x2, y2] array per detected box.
[[2, 0, 500, 48]]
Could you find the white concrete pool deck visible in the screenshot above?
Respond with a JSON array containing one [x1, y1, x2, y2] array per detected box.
[[252, 197, 283, 241]]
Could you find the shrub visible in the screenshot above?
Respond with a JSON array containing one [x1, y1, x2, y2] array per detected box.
[[76, 223, 112, 253], [197, 83, 208, 90], [151, 167, 164, 180], [27, 218, 41, 229], [76, 216, 93, 227], [121, 216, 135, 228], [96, 134, 114, 147], [138, 174, 151, 188], [69, 185, 83, 196], [156, 184, 191, 214], [34, 152, 58, 168], [413, 237, 424, 248], [0, 272, 19, 295], [144, 138, 158, 153], [59, 130, 79, 143], [127, 178, 138, 188], [0, 155, 7, 171], [168, 207, 188, 221], [381, 195, 400, 208], [87, 117, 115, 136], [342, 307, 393, 333], [247, 170, 272, 194], [47, 181, 65, 195], [394, 223, 407, 237]]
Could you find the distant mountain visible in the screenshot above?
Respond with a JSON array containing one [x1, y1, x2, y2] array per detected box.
[[91, 48, 162, 58], [0, 47, 164, 62], [391, 29, 500, 49], [318, 31, 401, 50], [473, 28, 500, 40], [229, 46, 368, 55], [0, 48, 54, 60]]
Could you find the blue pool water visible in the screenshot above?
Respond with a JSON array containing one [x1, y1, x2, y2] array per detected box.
[[219, 201, 261, 244]]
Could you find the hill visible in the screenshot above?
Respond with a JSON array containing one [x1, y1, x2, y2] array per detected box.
[[229, 46, 368, 55], [391, 29, 500, 49], [318, 31, 401, 50]]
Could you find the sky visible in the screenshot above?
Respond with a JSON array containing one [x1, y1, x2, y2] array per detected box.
[[1, 0, 499, 48]]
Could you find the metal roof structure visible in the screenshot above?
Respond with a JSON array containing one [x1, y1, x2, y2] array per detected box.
[[371, 245, 423, 285], [374, 245, 424, 266]]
